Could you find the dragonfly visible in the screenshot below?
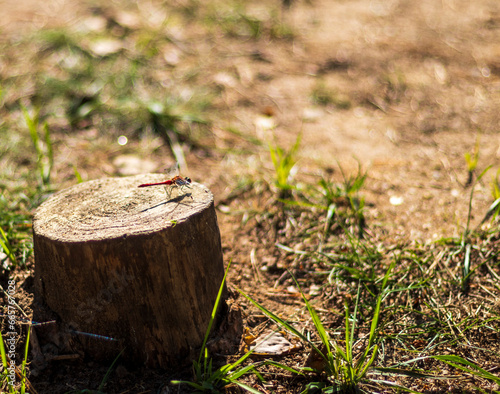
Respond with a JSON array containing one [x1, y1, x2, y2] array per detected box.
[[0, 314, 118, 342], [138, 175, 192, 198], [0, 314, 56, 327]]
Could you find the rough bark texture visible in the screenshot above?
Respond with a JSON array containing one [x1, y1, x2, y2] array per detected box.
[[33, 174, 226, 368]]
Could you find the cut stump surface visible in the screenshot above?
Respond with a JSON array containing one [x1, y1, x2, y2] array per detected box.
[[33, 174, 226, 367]]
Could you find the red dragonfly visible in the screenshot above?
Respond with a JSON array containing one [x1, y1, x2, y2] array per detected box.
[[138, 175, 192, 198]]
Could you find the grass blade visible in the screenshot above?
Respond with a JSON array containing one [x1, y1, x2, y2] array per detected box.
[[290, 274, 332, 356], [42, 122, 54, 184], [20, 325, 30, 394], [372, 366, 451, 379], [198, 262, 230, 365], [98, 348, 125, 391], [0, 227, 17, 266], [433, 355, 500, 384], [0, 330, 15, 393], [239, 290, 306, 341], [238, 289, 326, 360], [234, 381, 264, 394], [22, 105, 40, 156], [479, 197, 500, 225], [355, 263, 393, 376], [73, 164, 83, 183], [367, 379, 424, 393]]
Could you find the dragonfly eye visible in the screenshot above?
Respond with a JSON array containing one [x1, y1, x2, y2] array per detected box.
[[185, 177, 192, 184]]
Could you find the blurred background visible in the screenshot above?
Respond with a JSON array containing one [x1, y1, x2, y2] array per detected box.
[[1, 0, 499, 242]]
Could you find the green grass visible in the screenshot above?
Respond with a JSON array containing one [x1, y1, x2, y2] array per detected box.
[[172, 263, 264, 393], [432, 355, 500, 387], [479, 168, 500, 225], [281, 159, 368, 239], [242, 141, 500, 391], [239, 264, 440, 393], [242, 223, 500, 391], [0, 327, 14, 393], [0, 198, 33, 271], [204, 1, 294, 40], [22, 105, 54, 190], [311, 80, 351, 109], [2, 14, 213, 158], [269, 132, 301, 200], [0, 324, 31, 393], [0, 227, 17, 268], [464, 135, 481, 187]]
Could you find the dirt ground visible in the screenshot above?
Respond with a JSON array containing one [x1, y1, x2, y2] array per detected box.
[[2, 0, 500, 392], [2, 0, 500, 239]]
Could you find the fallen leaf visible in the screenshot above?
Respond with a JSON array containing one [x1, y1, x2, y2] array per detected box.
[[248, 330, 296, 356]]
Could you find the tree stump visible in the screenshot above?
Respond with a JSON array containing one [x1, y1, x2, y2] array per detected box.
[[33, 174, 226, 368]]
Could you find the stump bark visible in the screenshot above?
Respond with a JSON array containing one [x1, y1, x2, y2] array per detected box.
[[33, 174, 226, 368]]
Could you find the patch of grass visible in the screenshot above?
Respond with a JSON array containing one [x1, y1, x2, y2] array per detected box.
[[0, 83, 6, 107], [311, 80, 351, 109], [269, 132, 301, 200], [464, 135, 480, 187], [325, 161, 367, 238], [22, 105, 54, 190], [321, 229, 383, 285], [240, 264, 434, 392], [204, 1, 294, 40], [72, 164, 83, 184], [459, 165, 492, 291], [249, 169, 500, 390], [0, 324, 31, 394], [478, 168, 500, 225], [433, 355, 500, 389], [0, 328, 15, 393], [147, 97, 209, 168], [291, 161, 367, 239], [0, 197, 33, 271], [315, 166, 367, 209], [0, 227, 17, 268], [20, 15, 214, 148], [172, 263, 264, 393], [380, 69, 407, 104], [204, 3, 261, 39]]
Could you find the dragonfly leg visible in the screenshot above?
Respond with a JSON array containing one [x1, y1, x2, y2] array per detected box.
[[180, 183, 191, 194]]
